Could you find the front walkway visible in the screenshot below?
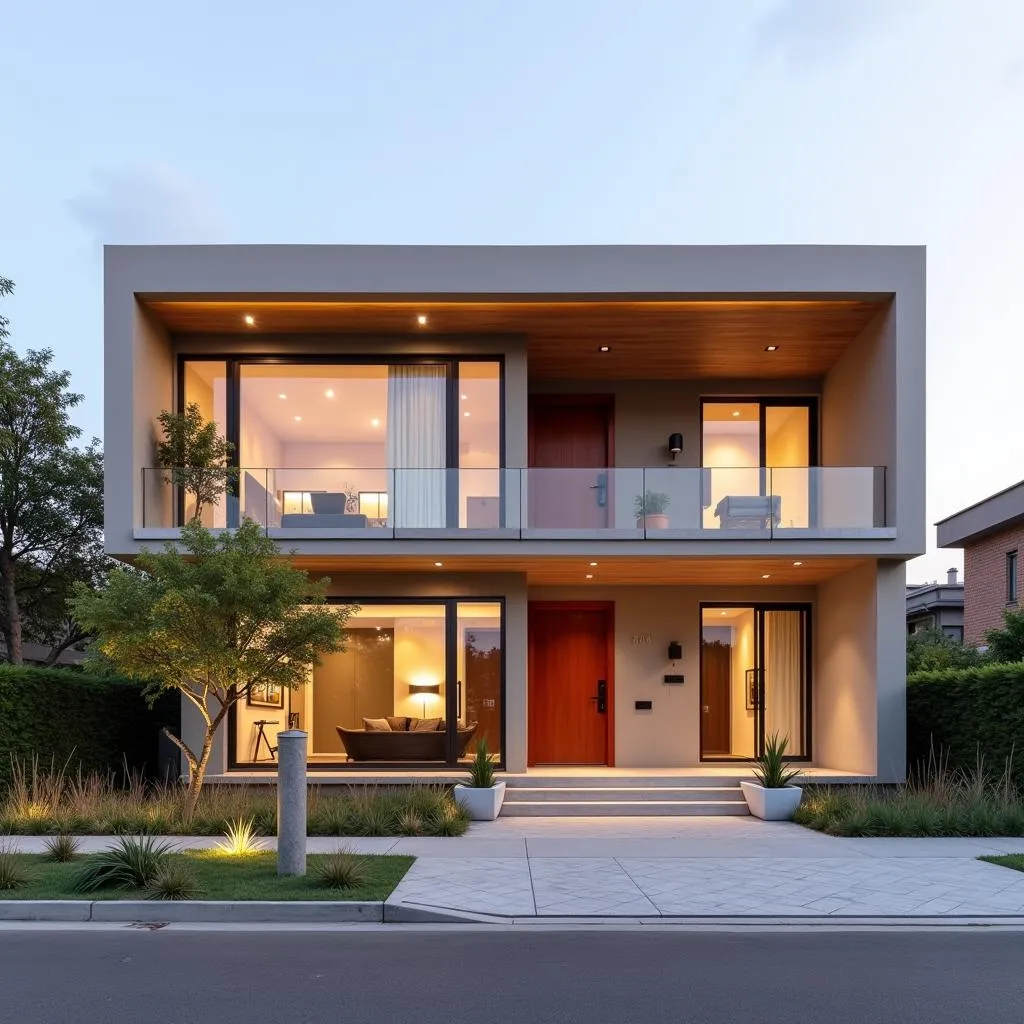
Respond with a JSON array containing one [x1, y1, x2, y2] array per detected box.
[[11, 818, 1024, 920]]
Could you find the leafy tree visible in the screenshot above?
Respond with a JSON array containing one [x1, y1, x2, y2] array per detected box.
[[72, 520, 353, 814], [156, 403, 236, 524], [983, 607, 1024, 664], [0, 279, 104, 663], [906, 627, 982, 674]]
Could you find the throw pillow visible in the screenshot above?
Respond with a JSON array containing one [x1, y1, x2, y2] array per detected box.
[[362, 717, 391, 732], [410, 717, 442, 732], [385, 716, 410, 732]]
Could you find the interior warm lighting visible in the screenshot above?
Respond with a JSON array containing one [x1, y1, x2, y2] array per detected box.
[[358, 491, 389, 519], [278, 393, 287, 400], [294, 415, 302, 422], [416, 314, 429, 326], [765, 345, 779, 352], [793, 561, 804, 566], [598, 345, 611, 352], [370, 418, 380, 428], [585, 574, 594, 579], [732, 410, 740, 417], [463, 411, 471, 418], [461, 394, 468, 400], [434, 561, 443, 567], [589, 561, 598, 566], [761, 573, 771, 579], [325, 388, 334, 398], [720, 611, 727, 616], [244, 315, 256, 326]]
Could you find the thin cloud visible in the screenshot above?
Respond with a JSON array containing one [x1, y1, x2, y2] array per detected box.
[[67, 164, 227, 245], [753, 0, 921, 68]]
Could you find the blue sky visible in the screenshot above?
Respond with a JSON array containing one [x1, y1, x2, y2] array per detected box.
[[2, 0, 1022, 580]]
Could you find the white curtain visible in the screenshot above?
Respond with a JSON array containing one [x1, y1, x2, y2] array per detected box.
[[387, 366, 447, 528], [762, 611, 804, 755]]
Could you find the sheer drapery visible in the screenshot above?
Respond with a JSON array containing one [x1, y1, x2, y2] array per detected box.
[[762, 610, 804, 755], [387, 365, 447, 527]]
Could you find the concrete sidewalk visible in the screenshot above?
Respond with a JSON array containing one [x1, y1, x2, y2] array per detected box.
[[9, 818, 1024, 921]]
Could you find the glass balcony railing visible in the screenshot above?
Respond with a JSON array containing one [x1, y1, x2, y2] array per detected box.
[[140, 466, 888, 537]]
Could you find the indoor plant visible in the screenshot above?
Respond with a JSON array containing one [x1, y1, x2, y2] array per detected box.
[[740, 732, 803, 820], [453, 738, 506, 821], [634, 490, 670, 529]]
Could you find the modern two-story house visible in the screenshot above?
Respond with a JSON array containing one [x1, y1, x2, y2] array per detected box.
[[104, 244, 925, 807]]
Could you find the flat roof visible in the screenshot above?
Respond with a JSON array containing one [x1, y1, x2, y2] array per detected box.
[[937, 479, 1024, 548]]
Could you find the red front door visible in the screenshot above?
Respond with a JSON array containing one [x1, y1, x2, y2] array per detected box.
[[528, 397, 612, 528], [529, 603, 613, 765]]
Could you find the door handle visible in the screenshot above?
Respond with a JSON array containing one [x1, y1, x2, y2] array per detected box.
[[590, 679, 607, 714], [588, 472, 608, 508], [702, 705, 709, 713]]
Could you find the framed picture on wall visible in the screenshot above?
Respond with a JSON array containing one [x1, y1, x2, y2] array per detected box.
[[745, 669, 758, 711], [247, 682, 285, 708]]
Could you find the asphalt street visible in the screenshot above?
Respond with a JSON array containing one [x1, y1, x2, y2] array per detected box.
[[1, 927, 1022, 1024]]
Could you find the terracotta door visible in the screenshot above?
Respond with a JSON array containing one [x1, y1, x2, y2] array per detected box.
[[528, 604, 612, 765], [528, 397, 612, 528], [700, 641, 732, 755]]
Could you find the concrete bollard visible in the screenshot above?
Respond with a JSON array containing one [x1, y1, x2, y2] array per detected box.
[[276, 730, 307, 876]]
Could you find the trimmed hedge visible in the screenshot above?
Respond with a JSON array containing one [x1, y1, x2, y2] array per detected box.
[[0, 665, 179, 788], [907, 662, 1024, 783]]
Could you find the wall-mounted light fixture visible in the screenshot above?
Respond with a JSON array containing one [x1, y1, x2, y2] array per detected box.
[[668, 641, 683, 661], [668, 433, 683, 461]]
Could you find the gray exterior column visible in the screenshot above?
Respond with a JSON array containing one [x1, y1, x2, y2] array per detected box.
[[276, 730, 307, 876]]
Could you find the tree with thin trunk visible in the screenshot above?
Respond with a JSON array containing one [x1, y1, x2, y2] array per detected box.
[[156, 403, 236, 524], [0, 278, 104, 664], [72, 520, 353, 815]]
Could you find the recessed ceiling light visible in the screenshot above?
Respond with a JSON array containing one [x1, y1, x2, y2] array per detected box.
[[461, 394, 468, 400], [294, 415, 302, 422], [732, 411, 740, 417], [463, 411, 471, 418], [434, 561, 443, 567], [325, 389, 334, 398], [589, 561, 598, 567], [598, 345, 610, 352], [765, 345, 779, 352], [720, 611, 727, 616], [371, 418, 380, 428], [793, 561, 804, 566], [417, 314, 429, 326], [278, 393, 287, 400], [585, 574, 594, 579], [244, 315, 255, 326], [761, 573, 771, 579]]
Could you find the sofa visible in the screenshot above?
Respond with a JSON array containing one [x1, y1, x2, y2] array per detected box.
[[337, 717, 478, 761], [714, 494, 781, 529]]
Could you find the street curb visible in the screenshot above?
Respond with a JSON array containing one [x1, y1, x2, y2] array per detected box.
[[0, 900, 383, 923]]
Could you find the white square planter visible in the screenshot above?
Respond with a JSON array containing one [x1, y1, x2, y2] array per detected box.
[[453, 781, 506, 821], [740, 781, 803, 821]]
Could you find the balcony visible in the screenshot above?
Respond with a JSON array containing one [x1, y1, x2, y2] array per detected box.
[[140, 466, 889, 540]]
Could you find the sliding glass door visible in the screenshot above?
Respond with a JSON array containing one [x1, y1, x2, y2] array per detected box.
[[699, 604, 810, 761], [701, 399, 817, 531]]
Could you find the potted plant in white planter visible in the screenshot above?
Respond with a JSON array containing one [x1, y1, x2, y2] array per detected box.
[[740, 732, 803, 820], [634, 490, 670, 529], [453, 738, 506, 821]]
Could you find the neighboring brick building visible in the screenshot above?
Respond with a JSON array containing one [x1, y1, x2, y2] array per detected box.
[[937, 481, 1024, 646]]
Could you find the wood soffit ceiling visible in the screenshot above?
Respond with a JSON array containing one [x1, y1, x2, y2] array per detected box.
[[286, 555, 865, 586], [145, 298, 887, 379]]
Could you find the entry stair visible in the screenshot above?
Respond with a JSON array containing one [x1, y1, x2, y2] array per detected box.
[[500, 774, 750, 817]]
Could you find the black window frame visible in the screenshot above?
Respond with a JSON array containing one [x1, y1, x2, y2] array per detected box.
[[1008, 550, 1019, 605], [227, 596, 507, 773], [176, 353, 506, 529]]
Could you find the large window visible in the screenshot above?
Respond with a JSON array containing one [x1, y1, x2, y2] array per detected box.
[[231, 599, 504, 769], [181, 358, 501, 530], [180, 360, 228, 526]]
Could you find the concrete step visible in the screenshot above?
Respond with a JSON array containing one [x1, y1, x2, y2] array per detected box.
[[503, 786, 747, 803], [504, 775, 746, 789], [501, 799, 750, 817]]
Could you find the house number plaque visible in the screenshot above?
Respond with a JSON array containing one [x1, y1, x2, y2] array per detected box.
[[631, 634, 653, 645]]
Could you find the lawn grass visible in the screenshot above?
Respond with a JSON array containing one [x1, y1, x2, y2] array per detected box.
[[0, 852, 413, 901], [980, 854, 1024, 874]]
